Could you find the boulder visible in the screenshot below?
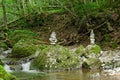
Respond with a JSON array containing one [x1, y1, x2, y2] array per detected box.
[[82, 58, 102, 69], [85, 44, 101, 56], [99, 50, 120, 69], [75, 45, 85, 56], [12, 39, 37, 58], [11, 38, 48, 58], [33, 45, 80, 71]]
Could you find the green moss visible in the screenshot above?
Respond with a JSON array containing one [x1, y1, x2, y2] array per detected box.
[[75, 45, 85, 54], [38, 45, 48, 50], [33, 45, 80, 70], [90, 44, 101, 55], [0, 42, 8, 50], [0, 65, 18, 80], [18, 38, 48, 45], [86, 44, 101, 55], [82, 58, 102, 69], [6, 30, 37, 46], [12, 39, 37, 58]]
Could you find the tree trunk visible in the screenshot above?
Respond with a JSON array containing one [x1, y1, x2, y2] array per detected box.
[[1, 0, 7, 28], [17, 0, 25, 16]]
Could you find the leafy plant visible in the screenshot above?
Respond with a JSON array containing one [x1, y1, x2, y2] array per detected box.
[[0, 65, 18, 80]]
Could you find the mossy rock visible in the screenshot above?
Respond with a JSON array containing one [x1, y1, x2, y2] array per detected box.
[[38, 45, 48, 50], [82, 58, 102, 69], [0, 65, 18, 80], [12, 39, 38, 58], [75, 45, 85, 56], [86, 44, 101, 55], [33, 45, 80, 70], [6, 30, 37, 47], [18, 38, 48, 46], [0, 42, 8, 50]]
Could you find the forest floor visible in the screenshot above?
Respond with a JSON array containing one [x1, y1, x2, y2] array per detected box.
[[27, 12, 91, 47], [8, 9, 120, 50], [30, 12, 120, 50]]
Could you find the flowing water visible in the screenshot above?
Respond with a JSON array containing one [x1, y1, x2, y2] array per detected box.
[[22, 62, 31, 72], [4, 64, 13, 72]]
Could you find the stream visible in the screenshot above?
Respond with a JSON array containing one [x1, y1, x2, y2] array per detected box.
[[11, 69, 120, 80], [1, 48, 120, 80]]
